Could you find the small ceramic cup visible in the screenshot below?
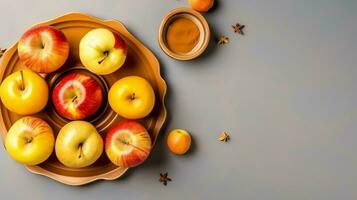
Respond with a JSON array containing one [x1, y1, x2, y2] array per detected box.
[[158, 8, 210, 61]]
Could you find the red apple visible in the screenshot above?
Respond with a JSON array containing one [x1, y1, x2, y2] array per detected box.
[[18, 25, 69, 73], [52, 72, 103, 120], [105, 121, 152, 168]]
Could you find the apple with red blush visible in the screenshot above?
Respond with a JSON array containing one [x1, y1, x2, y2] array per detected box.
[[18, 25, 69, 73], [52, 72, 104, 120], [105, 121, 152, 168]]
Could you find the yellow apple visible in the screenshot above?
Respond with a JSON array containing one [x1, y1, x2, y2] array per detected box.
[[108, 76, 155, 119], [0, 69, 49, 115], [5, 116, 54, 165], [55, 121, 103, 168], [79, 28, 127, 75]]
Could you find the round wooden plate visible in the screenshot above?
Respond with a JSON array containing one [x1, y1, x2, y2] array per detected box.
[[0, 13, 167, 185]]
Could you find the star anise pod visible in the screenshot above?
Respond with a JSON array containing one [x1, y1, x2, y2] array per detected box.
[[232, 23, 245, 35], [217, 36, 229, 45], [159, 172, 172, 186], [218, 131, 230, 142], [0, 48, 6, 58]]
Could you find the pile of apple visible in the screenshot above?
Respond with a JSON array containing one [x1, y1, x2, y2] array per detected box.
[[0, 26, 156, 169]]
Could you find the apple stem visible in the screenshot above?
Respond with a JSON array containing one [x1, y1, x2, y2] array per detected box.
[[72, 95, 78, 103], [24, 136, 33, 144], [117, 138, 147, 152], [118, 138, 129, 145], [130, 93, 136, 101], [78, 143, 83, 159], [98, 51, 109, 64], [20, 70, 25, 91]]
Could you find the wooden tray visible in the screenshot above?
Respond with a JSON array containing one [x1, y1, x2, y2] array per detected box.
[[0, 13, 167, 185]]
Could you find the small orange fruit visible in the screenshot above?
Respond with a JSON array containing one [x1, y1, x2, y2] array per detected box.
[[188, 0, 214, 12], [167, 129, 192, 155]]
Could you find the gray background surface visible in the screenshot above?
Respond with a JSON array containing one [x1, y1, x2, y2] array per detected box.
[[0, 0, 356, 199]]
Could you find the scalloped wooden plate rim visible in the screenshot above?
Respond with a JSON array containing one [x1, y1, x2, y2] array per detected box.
[[27, 165, 129, 186]]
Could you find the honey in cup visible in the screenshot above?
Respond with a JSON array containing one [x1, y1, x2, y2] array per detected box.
[[166, 17, 200, 54]]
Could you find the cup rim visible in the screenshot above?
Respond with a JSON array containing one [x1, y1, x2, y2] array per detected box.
[[158, 7, 210, 61]]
